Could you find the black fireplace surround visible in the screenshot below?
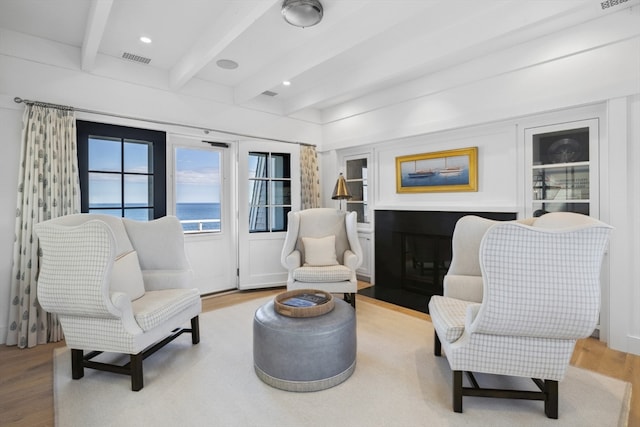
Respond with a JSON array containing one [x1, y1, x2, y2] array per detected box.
[[361, 210, 516, 313]]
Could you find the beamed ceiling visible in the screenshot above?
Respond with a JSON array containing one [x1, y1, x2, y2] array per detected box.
[[0, 0, 638, 125]]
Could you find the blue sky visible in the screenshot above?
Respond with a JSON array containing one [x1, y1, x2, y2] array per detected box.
[[175, 147, 221, 203], [88, 138, 221, 204]]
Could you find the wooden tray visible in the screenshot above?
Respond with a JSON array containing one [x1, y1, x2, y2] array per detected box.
[[274, 289, 334, 318]]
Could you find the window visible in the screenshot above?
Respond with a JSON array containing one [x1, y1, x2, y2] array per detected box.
[[248, 152, 291, 232], [76, 121, 166, 220], [174, 146, 222, 233]]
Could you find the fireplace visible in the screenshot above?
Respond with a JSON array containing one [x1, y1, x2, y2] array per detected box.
[[401, 233, 451, 296], [363, 210, 517, 313]]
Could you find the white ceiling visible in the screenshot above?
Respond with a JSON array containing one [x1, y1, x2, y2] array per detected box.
[[0, 0, 635, 123]]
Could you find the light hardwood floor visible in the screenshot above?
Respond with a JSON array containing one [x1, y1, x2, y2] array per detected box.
[[1, 287, 637, 427]]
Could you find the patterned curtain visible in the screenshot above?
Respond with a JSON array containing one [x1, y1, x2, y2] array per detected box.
[[5, 105, 80, 348], [300, 145, 320, 210]]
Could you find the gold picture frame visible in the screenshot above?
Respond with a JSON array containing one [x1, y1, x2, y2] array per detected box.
[[396, 147, 478, 193]]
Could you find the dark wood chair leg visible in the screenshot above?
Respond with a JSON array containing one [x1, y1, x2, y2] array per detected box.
[[191, 316, 200, 344], [434, 333, 442, 356], [453, 370, 463, 413], [344, 293, 356, 308], [130, 353, 144, 391], [71, 349, 84, 379], [544, 379, 558, 419]]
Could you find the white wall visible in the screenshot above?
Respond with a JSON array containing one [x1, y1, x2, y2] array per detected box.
[[328, 98, 639, 355], [629, 95, 640, 352], [373, 124, 517, 213]]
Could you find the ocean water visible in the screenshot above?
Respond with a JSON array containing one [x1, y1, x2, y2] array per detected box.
[[400, 168, 470, 188], [176, 202, 221, 232], [89, 203, 221, 232]]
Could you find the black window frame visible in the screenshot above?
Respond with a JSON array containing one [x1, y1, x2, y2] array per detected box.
[[76, 120, 166, 219], [248, 151, 291, 233]]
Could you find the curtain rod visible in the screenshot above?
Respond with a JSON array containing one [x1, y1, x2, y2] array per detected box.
[[13, 97, 315, 147]]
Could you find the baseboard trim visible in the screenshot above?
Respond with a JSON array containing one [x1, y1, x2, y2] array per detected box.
[[627, 334, 640, 356]]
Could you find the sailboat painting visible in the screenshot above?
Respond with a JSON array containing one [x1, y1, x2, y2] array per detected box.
[[396, 147, 478, 193]]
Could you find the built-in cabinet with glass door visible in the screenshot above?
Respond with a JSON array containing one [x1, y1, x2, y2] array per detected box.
[[343, 153, 373, 282], [345, 157, 368, 223], [525, 118, 602, 337], [525, 119, 599, 218]]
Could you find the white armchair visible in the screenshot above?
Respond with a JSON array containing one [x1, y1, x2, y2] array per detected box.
[[34, 214, 201, 391], [428, 212, 612, 418], [281, 208, 362, 307]]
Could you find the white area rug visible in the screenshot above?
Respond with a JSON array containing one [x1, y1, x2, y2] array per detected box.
[[54, 297, 631, 427]]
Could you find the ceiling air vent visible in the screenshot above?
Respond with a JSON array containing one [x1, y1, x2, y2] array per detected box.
[[262, 90, 278, 97], [122, 52, 151, 64]]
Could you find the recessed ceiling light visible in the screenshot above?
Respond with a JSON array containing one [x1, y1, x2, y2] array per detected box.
[[282, 81, 291, 86], [216, 59, 239, 70], [139, 36, 152, 44]]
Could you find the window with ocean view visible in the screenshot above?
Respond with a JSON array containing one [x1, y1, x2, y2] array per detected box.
[[174, 147, 222, 233], [77, 121, 166, 220], [248, 152, 291, 233]]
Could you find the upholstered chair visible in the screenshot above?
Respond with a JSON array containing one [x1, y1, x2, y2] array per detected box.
[[428, 212, 612, 418], [34, 214, 202, 391], [281, 208, 363, 307]]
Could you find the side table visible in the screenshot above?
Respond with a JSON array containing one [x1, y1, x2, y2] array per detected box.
[[253, 298, 356, 392]]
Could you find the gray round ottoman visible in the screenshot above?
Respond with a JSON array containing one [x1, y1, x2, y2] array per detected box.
[[253, 298, 356, 392]]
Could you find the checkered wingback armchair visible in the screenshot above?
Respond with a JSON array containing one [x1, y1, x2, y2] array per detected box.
[[281, 208, 362, 307], [34, 214, 201, 391], [428, 212, 612, 418]]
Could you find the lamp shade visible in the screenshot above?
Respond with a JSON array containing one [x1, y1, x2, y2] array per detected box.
[[331, 173, 352, 200], [281, 0, 323, 28]]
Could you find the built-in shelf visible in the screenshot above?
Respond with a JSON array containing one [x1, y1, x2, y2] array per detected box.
[[525, 119, 599, 217]]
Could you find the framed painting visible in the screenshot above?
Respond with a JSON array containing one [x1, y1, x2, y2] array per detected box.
[[396, 147, 478, 193]]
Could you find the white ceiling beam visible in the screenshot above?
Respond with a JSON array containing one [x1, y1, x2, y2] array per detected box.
[[169, 0, 279, 91], [233, 1, 432, 105], [282, 0, 598, 116], [81, 0, 113, 72], [320, 9, 640, 125]]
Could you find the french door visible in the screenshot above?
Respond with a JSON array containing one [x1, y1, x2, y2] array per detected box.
[[169, 135, 236, 294], [237, 141, 300, 289]]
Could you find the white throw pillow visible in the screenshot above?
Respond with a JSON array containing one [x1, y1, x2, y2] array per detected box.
[[302, 235, 339, 266]]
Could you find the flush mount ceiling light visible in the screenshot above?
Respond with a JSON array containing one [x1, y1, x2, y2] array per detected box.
[[139, 36, 152, 44], [281, 0, 323, 28]]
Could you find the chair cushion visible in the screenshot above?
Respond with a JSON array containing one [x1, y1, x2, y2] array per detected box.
[[429, 296, 474, 343], [110, 251, 146, 301], [142, 270, 192, 291], [302, 235, 339, 266], [131, 288, 200, 331], [292, 265, 352, 282]]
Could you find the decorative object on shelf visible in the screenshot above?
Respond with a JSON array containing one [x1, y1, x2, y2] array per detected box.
[[281, 0, 323, 28], [547, 138, 581, 163], [527, 121, 594, 217], [274, 289, 334, 317], [396, 147, 478, 193], [331, 173, 352, 210]]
